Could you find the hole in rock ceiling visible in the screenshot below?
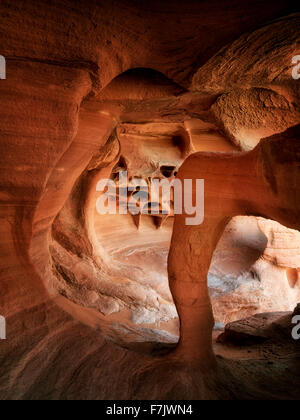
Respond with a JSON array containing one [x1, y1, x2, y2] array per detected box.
[[286, 268, 300, 289], [160, 165, 176, 178]]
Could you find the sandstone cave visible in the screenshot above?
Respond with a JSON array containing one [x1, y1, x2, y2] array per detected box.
[[0, 0, 299, 401]]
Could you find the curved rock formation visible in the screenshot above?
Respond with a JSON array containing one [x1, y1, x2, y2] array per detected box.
[[193, 14, 300, 149], [169, 126, 300, 366], [0, 0, 299, 400]]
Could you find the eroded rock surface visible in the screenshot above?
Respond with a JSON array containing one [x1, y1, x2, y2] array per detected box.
[[218, 310, 298, 346], [211, 217, 300, 324], [0, 0, 299, 400]]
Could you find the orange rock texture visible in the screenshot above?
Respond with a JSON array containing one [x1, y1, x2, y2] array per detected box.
[[0, 0, 299, 400]]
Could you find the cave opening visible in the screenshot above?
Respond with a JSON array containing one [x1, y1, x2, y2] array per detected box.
[[209, 216, 300, 360], [49, 108, 300, 358], [1, 0, 300, 401], [10, 55, 295, 409], [47, 63, 300, 355]]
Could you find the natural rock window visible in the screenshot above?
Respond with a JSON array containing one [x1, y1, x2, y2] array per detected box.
[[1, 1, 299, 401], [287, 268, 300, 289]]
